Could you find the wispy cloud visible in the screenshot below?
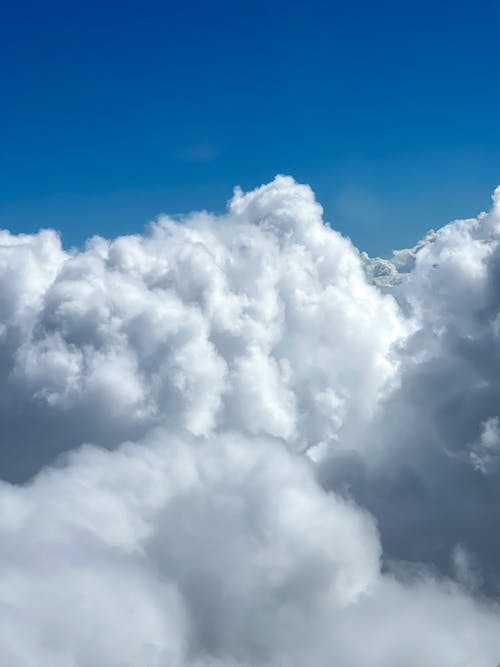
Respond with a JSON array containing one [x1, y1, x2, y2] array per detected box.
[[178, 141, 219, 163]]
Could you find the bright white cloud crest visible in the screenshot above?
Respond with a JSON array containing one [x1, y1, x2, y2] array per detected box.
[[1, 176, 500, 665]]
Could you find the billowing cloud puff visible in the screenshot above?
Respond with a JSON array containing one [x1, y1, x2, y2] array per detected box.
[[1, 176, 500, 665], [321, 185, 500, 590], [0, 176, 404, 480], [2, 431, 500, 667]]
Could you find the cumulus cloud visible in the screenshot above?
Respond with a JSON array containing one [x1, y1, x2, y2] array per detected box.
[[321, 184, 500, 590], [1, 176, 500, 665], [0, 176, 403, 480]]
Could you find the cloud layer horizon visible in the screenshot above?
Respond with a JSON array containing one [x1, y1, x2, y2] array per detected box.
[[1, 176, 500, 666]]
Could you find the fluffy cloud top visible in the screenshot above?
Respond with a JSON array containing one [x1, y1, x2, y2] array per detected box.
[[1, 176, 500, 665], [0, 176, 403, 480]]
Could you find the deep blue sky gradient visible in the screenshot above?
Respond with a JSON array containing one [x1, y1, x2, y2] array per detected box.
[[2, 0, 500, 255]]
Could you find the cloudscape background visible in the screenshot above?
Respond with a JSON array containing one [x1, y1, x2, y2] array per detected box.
[[3, 0, 500, 665], [2, 176, 500, 665]]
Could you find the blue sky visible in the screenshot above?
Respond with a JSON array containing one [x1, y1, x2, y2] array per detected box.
[[2, 0, 500, 256]]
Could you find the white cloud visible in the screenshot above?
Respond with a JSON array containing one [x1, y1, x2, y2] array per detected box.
[[1, 176, 500, 664], [322, 182, 500, 591], [2, 431, 500, 666], [470, 416, 500, 473], [0, 176, 405, 479]]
